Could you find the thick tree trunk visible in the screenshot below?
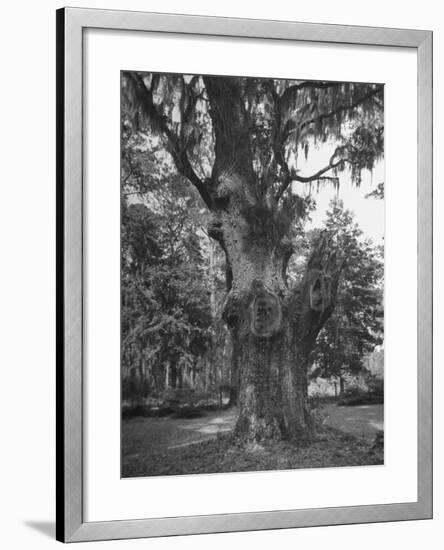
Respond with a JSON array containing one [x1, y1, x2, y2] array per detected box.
[[233, 312, 313, 442], [206, 184, 340, 442], [219, 251, 320, 442], [210, 210, 341, 443], [201, 76, 343, 444]]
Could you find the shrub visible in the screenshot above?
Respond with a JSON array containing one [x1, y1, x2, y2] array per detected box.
[[338, 381, 384, 406]]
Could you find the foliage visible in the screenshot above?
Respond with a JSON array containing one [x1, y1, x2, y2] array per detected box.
[[121, 198, 215, 395], [365, 181, 384, 200], [121, 86, 234, 405], [122, 72, 384, 212], [309, 198, 384, 381]]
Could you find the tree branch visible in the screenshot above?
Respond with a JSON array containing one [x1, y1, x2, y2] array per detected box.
[[266, 82, 369, 201], [295, 231, 346, 349], [297, 85, 383, 134], [280, 81, 344, 106], [124, 72, 213, 208], [292, 159, 345, 183], [203, 76, 255, 184], [275, 147, 349, 201]]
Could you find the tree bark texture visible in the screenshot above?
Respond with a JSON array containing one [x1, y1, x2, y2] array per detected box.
[[200, 77, 344, 443], [131, 74, 346, 443]]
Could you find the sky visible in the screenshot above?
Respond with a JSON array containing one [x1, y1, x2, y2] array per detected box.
[[292, 144, 384, 246]]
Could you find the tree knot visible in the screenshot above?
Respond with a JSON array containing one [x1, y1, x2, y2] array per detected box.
[[250, 285, 282, 338], [309, 270, 332, 313]]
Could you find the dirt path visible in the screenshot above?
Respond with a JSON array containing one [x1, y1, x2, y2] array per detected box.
[[122, 404, 383, 467], [122, 409, 237, 466]]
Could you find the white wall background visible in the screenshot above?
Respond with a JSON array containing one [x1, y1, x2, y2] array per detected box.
[[0, 0, 441, 548]]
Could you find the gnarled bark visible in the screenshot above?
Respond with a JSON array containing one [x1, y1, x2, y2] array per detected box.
[[201, 78, 345, 443], [219, 229, 342, 444]]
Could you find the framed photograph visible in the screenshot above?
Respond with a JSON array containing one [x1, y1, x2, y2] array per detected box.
[[56, 6, 433, 543]]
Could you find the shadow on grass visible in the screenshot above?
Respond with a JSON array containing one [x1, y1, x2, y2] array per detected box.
[[122, 427, 383, 478]]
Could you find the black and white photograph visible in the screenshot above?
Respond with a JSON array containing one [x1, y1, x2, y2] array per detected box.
[[121, 72, 385, 477], [0, 0, 438, 547]]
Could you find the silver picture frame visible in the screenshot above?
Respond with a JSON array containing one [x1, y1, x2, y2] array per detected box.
[[56, 6, 433, 543]]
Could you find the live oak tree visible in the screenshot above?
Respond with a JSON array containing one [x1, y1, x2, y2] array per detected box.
[[123, 72, 384, 443]]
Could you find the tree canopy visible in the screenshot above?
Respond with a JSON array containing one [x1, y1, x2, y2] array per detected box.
[[122, 73, 383, 215]]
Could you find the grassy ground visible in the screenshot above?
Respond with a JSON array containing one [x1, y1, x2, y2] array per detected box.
[[122, 405, 383, 477], [322, 404, 384, 442]]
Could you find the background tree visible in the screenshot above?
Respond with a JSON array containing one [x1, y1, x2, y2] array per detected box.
[[122, 72, 384, 443], [121, 171, 218, 400], [309, 199, 384, 393]]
